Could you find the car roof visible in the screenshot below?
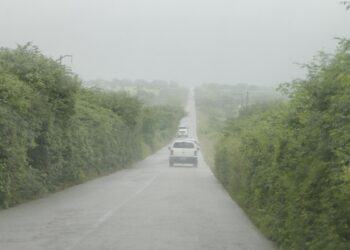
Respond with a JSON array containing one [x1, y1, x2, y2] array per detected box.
[[172, 139, 197, 144]]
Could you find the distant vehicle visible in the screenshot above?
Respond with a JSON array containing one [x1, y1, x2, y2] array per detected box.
[[168, 139, 198, 167], [176, 126, 189, 137]]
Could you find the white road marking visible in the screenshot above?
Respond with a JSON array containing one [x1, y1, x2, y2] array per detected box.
[[67, 174, 159, 250]]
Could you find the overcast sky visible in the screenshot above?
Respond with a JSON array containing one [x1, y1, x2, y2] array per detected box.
[[1, 0, 350, 85]]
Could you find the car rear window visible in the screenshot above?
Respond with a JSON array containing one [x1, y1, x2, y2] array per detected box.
[[173, 142, 195, 148]]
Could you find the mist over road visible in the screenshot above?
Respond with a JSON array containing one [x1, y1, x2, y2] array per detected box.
[[0, 91, 274, 250]]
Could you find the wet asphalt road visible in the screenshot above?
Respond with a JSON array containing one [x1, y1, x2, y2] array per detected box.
[[0, 90, 275, 250]]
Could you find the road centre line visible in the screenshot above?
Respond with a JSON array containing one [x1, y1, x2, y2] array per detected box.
[[67, 173, 159, 250]]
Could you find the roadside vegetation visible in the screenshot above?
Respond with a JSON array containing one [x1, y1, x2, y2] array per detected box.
[[0, 44, 185, 208], [197, 39, 350, 249], [195, 83, 281, 168]]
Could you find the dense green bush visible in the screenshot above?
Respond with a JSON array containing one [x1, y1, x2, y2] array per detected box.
[[141, 105, 184, 151], [214, 39, 350, 249], [194, 83, 281, 168], [0, 44, 185, 208]]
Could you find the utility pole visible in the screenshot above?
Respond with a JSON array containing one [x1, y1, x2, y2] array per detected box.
[[246, 91, 249, 107], [230, 92, 245, 117], [56, 54, 73, 64]]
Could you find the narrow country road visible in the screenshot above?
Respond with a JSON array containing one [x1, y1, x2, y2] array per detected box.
[[0, 90, 275, 250]]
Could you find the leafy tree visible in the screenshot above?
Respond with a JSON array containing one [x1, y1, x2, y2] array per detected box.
[[341, 1, 350, 10]]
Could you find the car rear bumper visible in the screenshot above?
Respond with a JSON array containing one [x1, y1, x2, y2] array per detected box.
[[169, 156, 197, 164]]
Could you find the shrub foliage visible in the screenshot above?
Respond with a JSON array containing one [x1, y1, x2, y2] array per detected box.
[[214, 39, 350, 249], [0, 44, 184, 208]]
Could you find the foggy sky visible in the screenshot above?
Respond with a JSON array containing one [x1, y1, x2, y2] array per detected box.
[[1, 0, 350, 85]]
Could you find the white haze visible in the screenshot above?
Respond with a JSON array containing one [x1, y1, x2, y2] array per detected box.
[[1, 0, 350, 85]]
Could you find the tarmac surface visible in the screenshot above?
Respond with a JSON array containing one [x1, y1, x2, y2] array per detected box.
[[0, 90, 275, 250]]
